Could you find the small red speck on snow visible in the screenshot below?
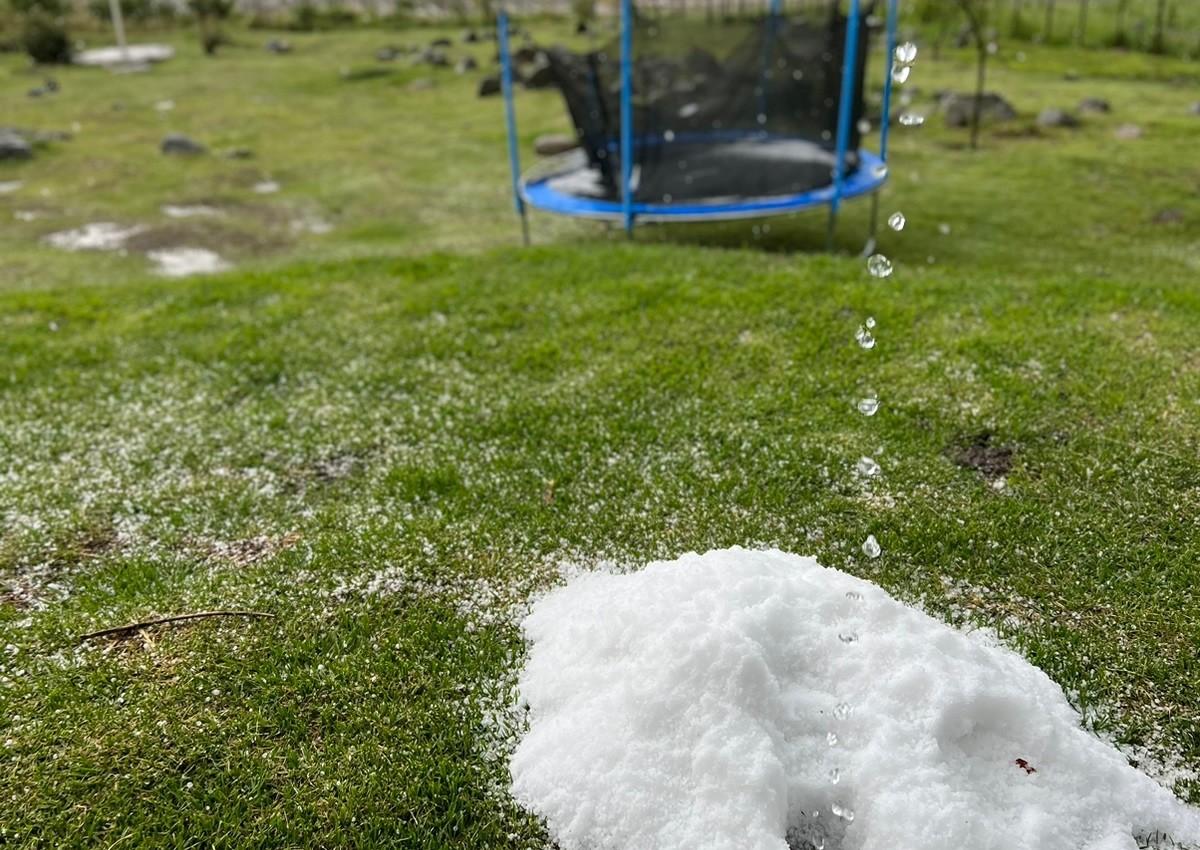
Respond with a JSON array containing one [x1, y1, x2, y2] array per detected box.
[[1014, 758, 1037, 774]]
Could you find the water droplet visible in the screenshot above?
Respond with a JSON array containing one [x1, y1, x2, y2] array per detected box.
[[887, 211, 906, 231], [938, 222, 952, 235], [663, 129, 675, 142], [866, 254, 893, 278], [827, 731, 839, 747], [865, 316, 876, 329], [845, 591, 863, 602], [856, 456, 881, 477], [829, 767, 841, 784], [857, 395, 879, 416], [854, 325, 875, 350], [871, 162, 889, 180], [891, 63, 911, 84], [862, 534, 882, 558], [834, 702, 853, 720], [792, 69, 804, 81], [757, 113, 767, 125], [898, 112, 925, 127], [856, 118, 872, 134], [832, 802, 856, 823], [894, 41, 918, 64], [838, 632, 859, 644]]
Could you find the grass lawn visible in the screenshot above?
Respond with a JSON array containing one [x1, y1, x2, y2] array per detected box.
[[2, 15, 1200, 849]]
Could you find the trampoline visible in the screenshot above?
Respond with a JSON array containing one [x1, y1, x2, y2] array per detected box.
[[498, 0, 901, 245]]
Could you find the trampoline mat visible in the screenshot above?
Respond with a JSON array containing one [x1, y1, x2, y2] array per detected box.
[[544, 138, 856, 204]]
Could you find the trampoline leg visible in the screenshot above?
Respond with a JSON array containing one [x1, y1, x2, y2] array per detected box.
[[520, 211, 530, 247]]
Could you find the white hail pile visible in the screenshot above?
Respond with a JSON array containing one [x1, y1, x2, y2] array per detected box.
[[510, 548, 1200, 850]]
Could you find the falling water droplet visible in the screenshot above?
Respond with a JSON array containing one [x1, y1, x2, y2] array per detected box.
[[866, 254, 893, 278], [862, 534, 882, 558], [856, 118, 872, 134], [757, 113, 767, 125], [827, 731, 839, 747], [829, 767, 841, 784], [938, 222, 952, 235], [898, 112, 925, 127], [871, 162, 889, 180], [834, 803, 856, 823], [894, 41, 918, 64], [857, 395, 879, 416], [845, 591, 863, 602], [891, 63, 911, 84], [663, 129, 675, 142], [856, 456, 881, 477], [838, 632, 859, 644], [830, 802, 845, 818], [854, 325, 876, 350], [834, 702, 853, 720], [887, 211, 906, 231], [865, 316, 876, 329]]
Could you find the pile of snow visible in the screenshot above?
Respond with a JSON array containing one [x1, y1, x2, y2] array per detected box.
[[510, 548, 1200, 850], [147, 247, 230, 278], [74, 44, 174, 67], [43, 222, 143, 251]]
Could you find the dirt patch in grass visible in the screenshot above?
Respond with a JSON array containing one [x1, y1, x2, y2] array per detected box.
[[947, 431, 1015, 479], [124, 222, 289, 257]]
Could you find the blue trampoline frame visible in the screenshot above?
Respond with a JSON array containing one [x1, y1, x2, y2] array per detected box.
[[497, 0, 899, 242]]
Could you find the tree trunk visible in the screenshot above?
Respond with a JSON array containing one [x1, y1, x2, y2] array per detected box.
[[971, 42, 987, 150], [1150, 0, 1168, 53]]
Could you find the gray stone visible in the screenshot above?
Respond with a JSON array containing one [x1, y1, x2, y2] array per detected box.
[[455, 55, 478, 74], [1190, 101, 1200, 116], [534, 133, 578, 156], [478, 74, 502, 97], [376, 45, 402, 62], [462, 29, 480, 43], [221, 147, 254, 159], [161, 133, 206, 155], [430, 37, 452, 48], [1114, 123, 1143, 140], [407, 78, 435, 92], [266, 39, 292, 54], [419, 47, 449, 67], [1036, 108, 1080, 128], [0, 130, 33, 161], [1078, 97, 1111, 114], [1152, 208, 1183, 224], [939, 92, 1018, 128]]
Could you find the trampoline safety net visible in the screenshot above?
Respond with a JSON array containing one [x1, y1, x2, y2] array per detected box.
[[545, 5, 873, 205]]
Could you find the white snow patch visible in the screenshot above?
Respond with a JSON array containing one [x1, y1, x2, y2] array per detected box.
[[147, 247, 231, 277], [44, 222, 143, 251], [510, 547, 1200, 850], [162, 204, 221, 218], [74, 44, 174, 67]]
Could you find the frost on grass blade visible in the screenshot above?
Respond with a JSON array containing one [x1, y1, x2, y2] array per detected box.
[[509, 548, 1200, 850]]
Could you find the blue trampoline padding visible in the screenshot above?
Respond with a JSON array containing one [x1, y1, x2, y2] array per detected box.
[[521, 150, 886, 223]]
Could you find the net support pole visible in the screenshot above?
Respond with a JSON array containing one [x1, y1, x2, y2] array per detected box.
[[619, 0, 635, 237], [826, 0, 862, 252], [866, 0, 899, 253], [498, 9, 530, 246], [107, 0, 131, 65]]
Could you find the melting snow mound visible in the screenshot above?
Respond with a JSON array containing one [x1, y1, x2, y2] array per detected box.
[[510, 548, 1200, 850]]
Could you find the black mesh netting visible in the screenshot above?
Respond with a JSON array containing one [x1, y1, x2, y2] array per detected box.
[[545, 5, 873, 204]]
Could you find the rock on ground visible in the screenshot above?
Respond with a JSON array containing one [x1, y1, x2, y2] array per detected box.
[[478, 74, 502, 97], [1037, 108, 1080, 128], [940, 92, 1018, 128], [1078, 97, 1111, 114], [160, 133, 206, 155], [0, 130, 33, 160], [1114, 123, 1143, 140]]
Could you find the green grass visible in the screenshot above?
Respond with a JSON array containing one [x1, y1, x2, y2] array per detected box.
[[2, 18, 1200, 850]]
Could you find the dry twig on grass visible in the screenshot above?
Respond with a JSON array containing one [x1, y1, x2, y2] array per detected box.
[[77, 610, 275, 643]]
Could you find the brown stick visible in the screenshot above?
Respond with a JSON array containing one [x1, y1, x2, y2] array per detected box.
[[78, 610, 275, 643]]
